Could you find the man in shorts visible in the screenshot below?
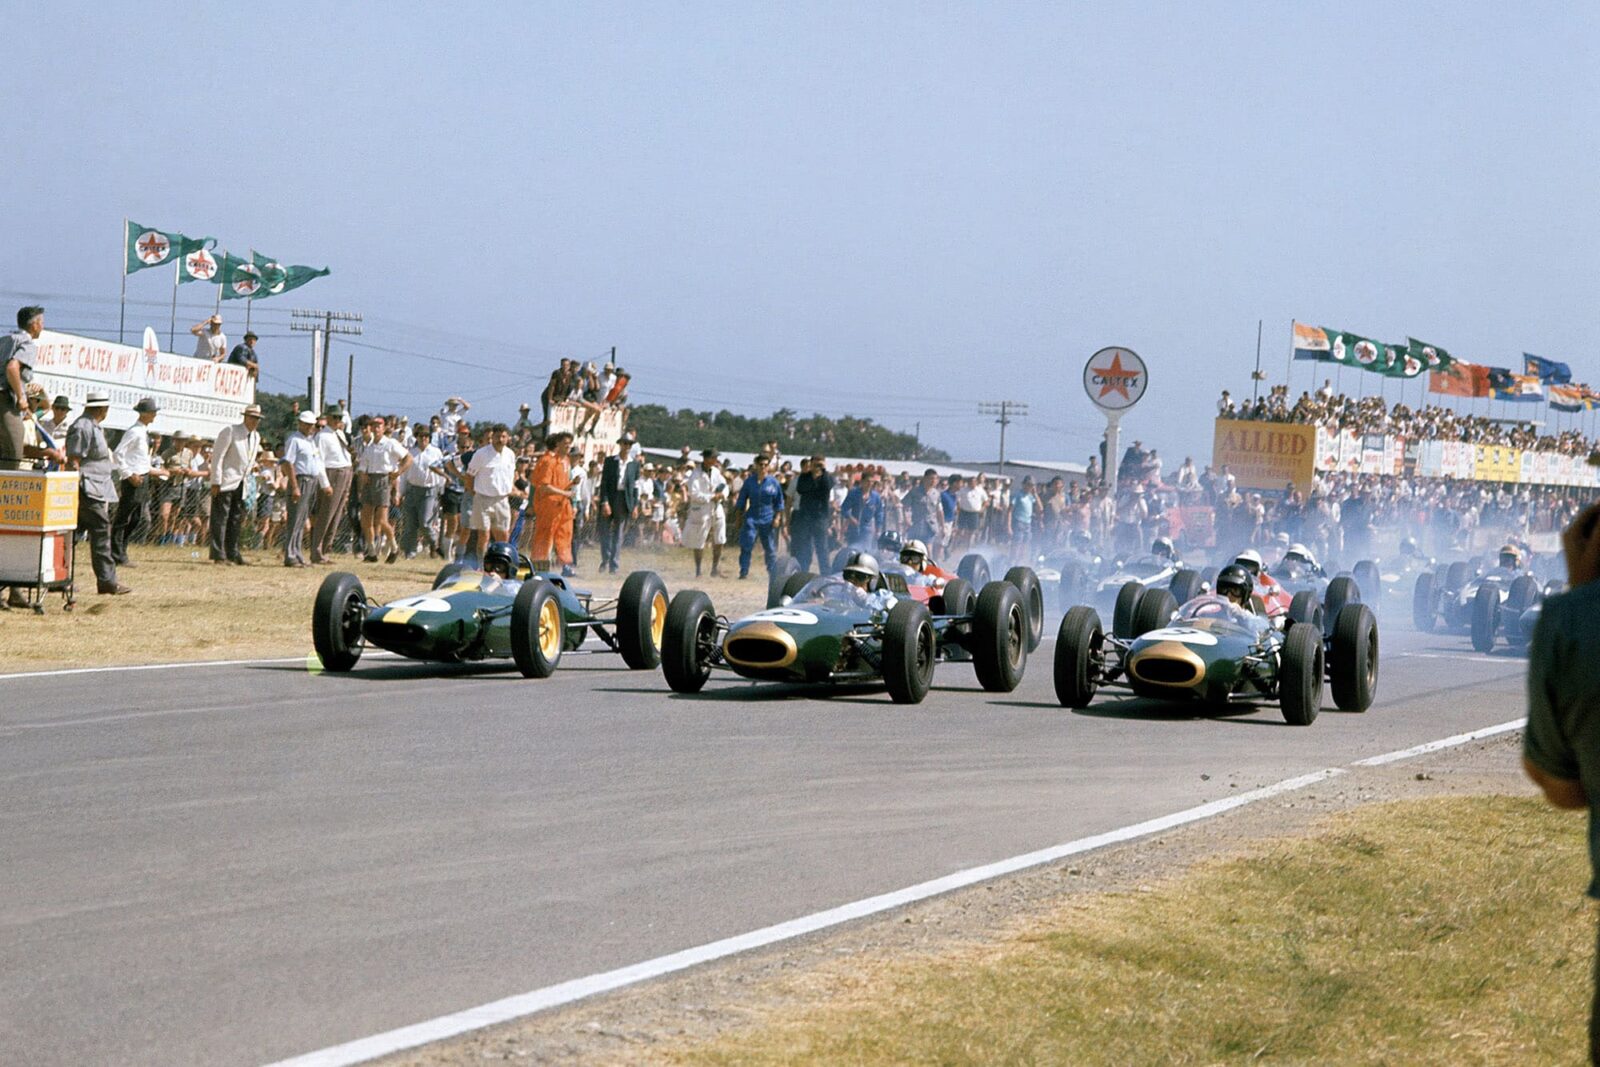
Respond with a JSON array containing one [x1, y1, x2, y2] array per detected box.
[[465, 424, 516, 559], [356, 415, 410, 563], [683, 448, 728, 577]]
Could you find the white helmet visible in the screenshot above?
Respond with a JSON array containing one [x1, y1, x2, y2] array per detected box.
[[1234, 549, 1264, 577], [1285, 542, 1314, 564], [899, 539, 930, 567]]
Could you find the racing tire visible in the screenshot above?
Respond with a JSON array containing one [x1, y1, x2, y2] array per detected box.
[[1507, 574, 1540, 615], [1444, 561, 1470, 592], [1287, 590, 1323, 631], [617, 571, 669, 670], [1412, 571, 1436, 632], [662, 590, 718, 694], [1329, 602, 1379, 712], [1470, 582, 1500, 654], [1353, 561, 1380, 603], [971, 581, 1028, 692], [1324, 575, 1358, 617], [780, 571, 815, 603], [882, 599, 937, 705], [1168, 568, 1202, 606], [1278, 621, 1324, 726], [936, 577, 976, 618], [828, 547, 854, 575], [1053, 605, 1103, 708], [1003, 566, 1045, 652], [766, 556, 802, 609], [432, 562, 466, 589], [510, 579, 564, 678], [1112, 580, 1144, 639], [1131, 587, 1177, 638], [957, 553, 991, 588], [312, 572, 367, 673]]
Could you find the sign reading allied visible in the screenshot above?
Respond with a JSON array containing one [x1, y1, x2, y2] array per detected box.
[[1212, 418, 1318, 491]]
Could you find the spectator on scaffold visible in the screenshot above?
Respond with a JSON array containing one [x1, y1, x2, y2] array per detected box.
[[190, 314, 227, 362], [0, 305, 43, 471], [597, 433, 641, 574], [400, 422, 446, 559], [209, 403, 263, 565], [110, 397, 160, 568], [529, 431, 577, 574], [735, 453, 785, 579], [683, 447, 728, 578], [790, 454, 834, 571], [311, 406, 352, 563], [356, 414, 410, 563], [280, 410, 330, 568], [465, 423, 517, 563], [439, 396, 471, 437], [65, 391, 130, 595], [227, 331, 260, 378]]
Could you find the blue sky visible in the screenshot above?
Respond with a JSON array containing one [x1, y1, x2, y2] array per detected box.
[[6, 2, 1597, 463]]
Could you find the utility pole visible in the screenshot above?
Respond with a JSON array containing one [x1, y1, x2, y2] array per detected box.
[[978, 400, 1029, 481], [291, 308, 362, 411]]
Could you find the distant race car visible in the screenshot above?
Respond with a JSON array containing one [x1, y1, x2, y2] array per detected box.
[[1051, 585, 1379, 725], [660, 565, 1041, 704], [1412, 544, 1544, 652], [310, 553, 669, 678], [1345, 539, 1434, 610], [1086, 539, 1205, 638]]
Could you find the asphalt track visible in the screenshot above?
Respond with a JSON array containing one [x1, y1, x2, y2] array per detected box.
[[0, 614, 1530, 1066]]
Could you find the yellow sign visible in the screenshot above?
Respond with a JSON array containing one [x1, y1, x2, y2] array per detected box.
[[0, 471, 80, 531], [1473, 445, 1521, 483], [1212, 419, 1317, 491]]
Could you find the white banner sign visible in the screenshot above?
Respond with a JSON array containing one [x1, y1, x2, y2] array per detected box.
[[27, 329, 254, 440]]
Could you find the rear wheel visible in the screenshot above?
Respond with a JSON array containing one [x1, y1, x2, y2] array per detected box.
[[958, 553, 991, 587], [432, 562, 465, 589], [1444, 561, 1469, 591], [780, 571, 814, 602], [1131, 587, 1177, 637], [1003, 566, 1044, 652], [1329, 603, 1379, 711], [617, 571, 669, 669], [1287, 590, 1323, 631], [971, 581, 1027, 692], [1507, 574, 1539, 614], [1470, 583, 1500, 653], [1169, 568, 1202, 605], [1054, 606, 1103, 708], [1412, 571, 1436, 632], [1279, 622, 1324, 725], [1323, 576, 1358, 628], [510, 579, 563, 678], [766, 556, 802, 608], [312, 572, 367, 672], [661, 590, 718, 694], [1112, 581, 1144, 639], [936, 577, 975, 618], [882, 600, 937, 704]]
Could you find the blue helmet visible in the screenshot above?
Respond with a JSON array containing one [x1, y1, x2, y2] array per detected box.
[[483, 541, 518, 578]]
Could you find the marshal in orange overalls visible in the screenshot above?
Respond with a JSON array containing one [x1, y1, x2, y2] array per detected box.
[[530, 450, 574, 566]]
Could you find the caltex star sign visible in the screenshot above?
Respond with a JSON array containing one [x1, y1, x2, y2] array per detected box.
[[1082, 347, 1148, 412]]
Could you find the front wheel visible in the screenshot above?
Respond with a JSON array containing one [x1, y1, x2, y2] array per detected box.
[[1278, 621, 1324, 725], [1003, 566, 1044, 652], [1169, 568, 1202, 605], [882, 599, 936, 704], [1054, 606, 1103, 708], [510, 579, 563, 678], [958, 553, 991, 588], [617, 571, 669, 669], [1412, 571, 1436, 632], [1112, 580, 1144, 639], [1131, 587, 1177, 638], [971, 581, 1028, 692], [1470, 583, 1500, 654], [661, 590, 718, 694], [312, 572, 367, 672], [1329, 603, 1378, 711]]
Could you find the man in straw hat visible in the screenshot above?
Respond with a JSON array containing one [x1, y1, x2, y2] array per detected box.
[[210, 403, 264, 564], [64, 391, 130, 594]]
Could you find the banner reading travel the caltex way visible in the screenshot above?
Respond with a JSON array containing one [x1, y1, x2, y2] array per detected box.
[[26, 329, 254, 439], [1212, 418, 1317, 491]]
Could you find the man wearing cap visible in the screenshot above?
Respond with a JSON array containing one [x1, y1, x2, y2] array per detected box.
[[439, 396, 471, 439], [39, 394, 71, 439], [281, 411, 330, 566], [311, 406, 353, 563], [227, 332, 260, 378], [65, 392, 129, 594], [110, 397, 161, 566], [683, 448, 728, 578], [597, 433, 641, 574], [0, 305, 44, 470], [210, 404, 263, 564], [190, 315, 228, 362]]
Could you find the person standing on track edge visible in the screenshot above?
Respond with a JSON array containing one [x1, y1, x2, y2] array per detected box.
[[1523, 500, 1600, 1061], [529, 431, 576, 573], [597, 433, 640, 574], [64, 391, 130, 594], [110, 396, 159, 567], [790, 454, 833, 571], [735, 453, 784, 579], [209, 403, 263, 564], [280, 411, 330, 567]]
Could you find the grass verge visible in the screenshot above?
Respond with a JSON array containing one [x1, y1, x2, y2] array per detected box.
[[672, 796, 1591, 1066]]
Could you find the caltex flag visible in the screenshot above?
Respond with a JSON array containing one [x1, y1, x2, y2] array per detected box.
[[215, 253, 265, 300], [1407, 337, 1455, 372], [1428, 361, 1489, 398], [126, 221, 213, 274], [1330, 331, 1392, 373], [249, 252, 330, 300], [1293, 322, 1332, 361], [1383, 343, 1424, 378], [1524, 353, 1572, 384], [179, 245, 221, 284]]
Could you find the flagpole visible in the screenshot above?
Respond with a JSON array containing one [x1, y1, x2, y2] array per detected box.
[[245, 248, 254, 334], [215, 249, 225, 315], [119, 218, 128, 344], [168, 259, 179, 351]]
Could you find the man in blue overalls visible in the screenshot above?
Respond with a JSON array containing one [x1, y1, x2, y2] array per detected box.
[[735, 453, 785, 579]]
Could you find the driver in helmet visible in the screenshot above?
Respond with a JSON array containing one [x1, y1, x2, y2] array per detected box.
[[1497, 542, 1524, 572], [1150, 536, 1178, 564], [1234, 547, 1285, 600], [898, 538, 955, 581], [1399, 536, 1421, 558], [1281, 541, 1320, 573], [480, 540, 522, 584], [1195, 563, 1270, 631], [841, 550, 898, 612]]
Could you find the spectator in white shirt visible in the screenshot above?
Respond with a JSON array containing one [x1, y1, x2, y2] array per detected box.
[[439, 396, 471, 439], [683, 448, 729, 577], [311, 407, 353, 564], [356, 415, 411, 563], [209, 403, 263, 564], [280, 411, 331, 567], [189, 315, 228, 362], [568, 446, 592, 572], [400, 422, 446, 558], [39, 394, 71, 439], [110, 396, 159, 566], [465, 424, 517, 556]]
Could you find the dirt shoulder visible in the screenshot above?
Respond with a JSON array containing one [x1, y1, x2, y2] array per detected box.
[[379, 731, 1564, 1065]]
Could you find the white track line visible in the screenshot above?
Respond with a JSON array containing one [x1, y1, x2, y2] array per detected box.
[[1351, 718, 1527, 766], [0, 655, 310, 681]]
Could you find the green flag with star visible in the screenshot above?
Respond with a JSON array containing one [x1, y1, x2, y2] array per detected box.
[[249, 252, 330, 300], [125, 221, 212, 274], [1407, 337, 1456, 374], [1327, 331, 1391, 373], [216, 253, 266, 300]]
